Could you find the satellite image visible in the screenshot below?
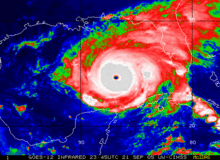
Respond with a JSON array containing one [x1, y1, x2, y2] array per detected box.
[[0, 0, 220, 158]]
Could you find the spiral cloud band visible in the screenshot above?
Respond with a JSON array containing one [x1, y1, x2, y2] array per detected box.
[[52, 0, 220, 129], [62, 1, 194, 112]]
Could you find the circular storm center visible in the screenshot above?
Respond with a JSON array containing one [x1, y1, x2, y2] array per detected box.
[[113, 75, 120, 80], [100, 63, 133, 92]]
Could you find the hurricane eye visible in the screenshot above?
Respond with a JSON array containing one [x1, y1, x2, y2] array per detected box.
[[113, 75, 119, 80]]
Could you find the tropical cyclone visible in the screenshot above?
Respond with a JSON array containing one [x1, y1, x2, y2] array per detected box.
[[65, 16, 192, 112], [59, 0, 220, 117]]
